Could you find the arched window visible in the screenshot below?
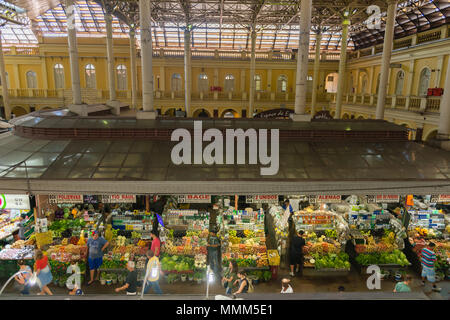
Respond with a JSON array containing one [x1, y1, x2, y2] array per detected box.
[[171, 73, 182, 92], [53, 64, 64, 89], [198, 73, 208, 92], [254, 74, 261, 91], [224, 74, 235, 92], [85, 64, 96, 89], [116, 64, 127, 90], [418, 67, 431, 96], [376, 73, 381, 94], [395, 70, 405, 96], [277, 75, 287, 92], [26, 71, 37, 88], [361, 74, 368, 94]]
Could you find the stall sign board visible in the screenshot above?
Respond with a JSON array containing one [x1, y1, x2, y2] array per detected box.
[[308, 195, 342, 204], [49, 194, 83, 204], [246, 195, 279, 204], [83, 195, 98, 204], [0, 194, 30, 210], [178, 194, 211, 203], [367, 195, 400, 203], [101, 194, 136, 203], [430, 194, 450, 203], [254, 108, 293, 119]]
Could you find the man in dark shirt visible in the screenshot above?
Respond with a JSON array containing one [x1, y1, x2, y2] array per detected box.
[[289, 230, 305, 277], [115, 261, 138, 295]]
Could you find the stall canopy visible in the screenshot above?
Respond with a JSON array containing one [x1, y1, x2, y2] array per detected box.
[[0, 132, 449, 195]]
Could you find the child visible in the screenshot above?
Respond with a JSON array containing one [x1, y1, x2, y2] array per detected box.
[[14, 260, 32, 295]]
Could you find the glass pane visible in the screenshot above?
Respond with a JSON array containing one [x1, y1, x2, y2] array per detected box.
[[52, 153, 82, 168], [5, 167, 47, 178], [92, 168, 119, 179], [77, 153, 103, 167], [67, 167, 95, 179], [0, 151, 32, 166], [17, 140, 50, 152], [85, 141, 111, 153], [123, 154, 147, 167], [40, 140, 70, 153], [109, 141, 132, 153], [25, 153, 59, 166], [118, 168, 144, 179], [99, 153, 126, 167]]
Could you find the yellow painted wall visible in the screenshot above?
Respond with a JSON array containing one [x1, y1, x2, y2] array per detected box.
[[411, 57, 436, 96]]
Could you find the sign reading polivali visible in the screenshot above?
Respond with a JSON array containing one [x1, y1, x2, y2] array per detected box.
[[49, 194, 83, 204], [0, 194, 30, 210], [178, 194, 211, 203]]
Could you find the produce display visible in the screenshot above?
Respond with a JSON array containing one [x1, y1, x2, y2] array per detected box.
[[162, 230, 209, 256], [48, 259, 87, 287], [46, 244, 88, 262], [48, 218, 88, 238], [219, 210, 269, 269], [407, 208, 450, 279], [0, 247, 35, 260], [355, 249, 410, 266], [310, 252, 351, 270]]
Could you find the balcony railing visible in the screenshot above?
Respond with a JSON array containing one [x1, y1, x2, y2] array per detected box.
[[342, 93, 441, 113], [2, 46, 39, 55]]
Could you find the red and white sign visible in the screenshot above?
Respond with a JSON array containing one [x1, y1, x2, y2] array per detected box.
[[49, 194, 83, 204], [309, 195, 342, 203], [178, 194, 211, 203], [431, 194, 450, 203], [367, 195, 400, 203], [102, 194, 136, 203], [246, 195, 278, 204]]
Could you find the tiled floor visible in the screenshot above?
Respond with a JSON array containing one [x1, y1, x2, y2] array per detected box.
[[2, 267, 447, 299]]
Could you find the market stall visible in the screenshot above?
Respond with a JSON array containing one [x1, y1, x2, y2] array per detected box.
[[345, 196, 411, 279], [404, 195, 450, 281], [159, 196, 210, 283], [293, 206, 351, 276]]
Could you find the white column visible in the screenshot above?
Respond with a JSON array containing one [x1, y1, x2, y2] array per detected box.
[[129, 29, 138, 109], [66, 0, 82, 105], [105, 12, 116, 101], [375, 0, 398, 119], [240, 69, 246, 99], [0, 30, 11, 120], [311, 32, 322, 115], [437, 56, 450, 140], [249, 28, 256, 117], [353, 69, 360, 103], [184, 30, 191, 116], [435, 55, 444, 88], [334, 18, 349, 119], [267, 69, 272, 92], [159, 65, 165, 92], [292, 0, 312, 121], [137, 0, 156, 118], [405, 59, 415, 109]]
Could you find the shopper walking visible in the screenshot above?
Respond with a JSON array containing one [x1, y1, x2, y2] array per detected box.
[[280, 278, 293, 293], [14, 260, 32, 295], [143, 250, 163, 295], [207, 230, 221, 276], [289, 229, 305, 277], [115, 261, 138, 295], [150, 230, 161, 257], [393, 275, 412, 293], [87, 230, 109, 285], [420, 242, 441, 292], [221, 260, 238, 295], [34, 250, 53, 295]]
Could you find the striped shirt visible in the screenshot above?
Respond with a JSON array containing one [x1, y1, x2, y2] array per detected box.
[[421, 248, 436, 268]]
